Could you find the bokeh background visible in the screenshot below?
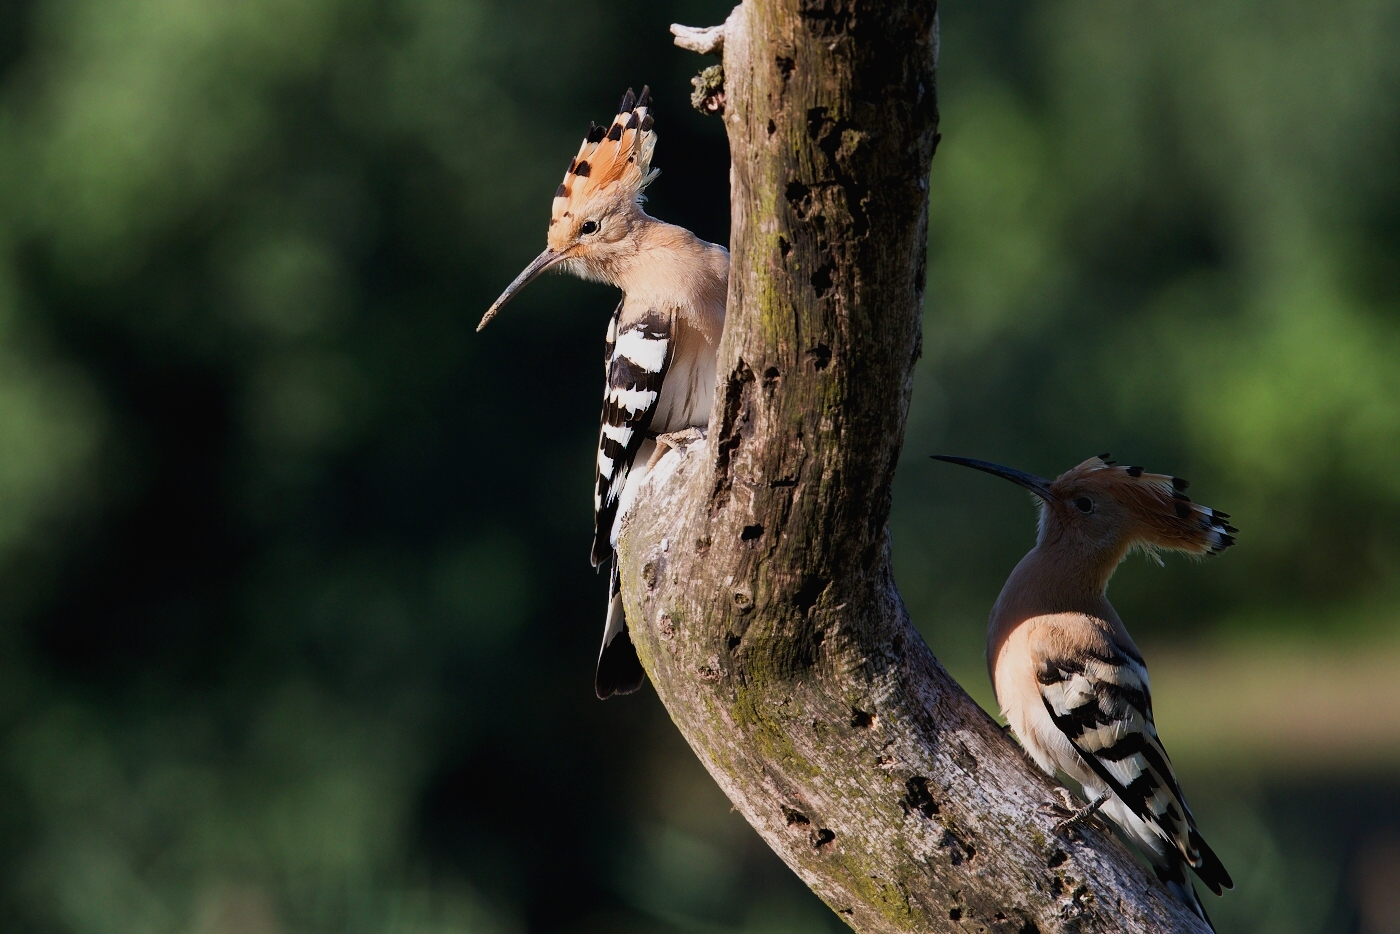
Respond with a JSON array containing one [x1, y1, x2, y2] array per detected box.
[[0, 0, 1395, 931]]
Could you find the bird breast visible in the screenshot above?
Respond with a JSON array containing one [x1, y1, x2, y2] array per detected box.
[[990, 612, 1126, 784], [991, 620, 1080, 779], [651, 316, 717, 433]]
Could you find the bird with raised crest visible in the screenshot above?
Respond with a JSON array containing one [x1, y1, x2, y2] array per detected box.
[[931, 453, 1237, 928], [478, 87, 728, 699]]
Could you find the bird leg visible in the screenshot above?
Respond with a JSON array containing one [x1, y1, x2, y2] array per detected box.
[[1040, 788, 1108, 835], [648, 428, 705, 468]]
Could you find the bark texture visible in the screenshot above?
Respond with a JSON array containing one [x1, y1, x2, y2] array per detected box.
[[620, 3, 1211, 931]]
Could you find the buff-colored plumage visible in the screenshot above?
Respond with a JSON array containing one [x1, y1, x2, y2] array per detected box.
[[933, 453, 1236, 929], [480, 87, 728, 698]]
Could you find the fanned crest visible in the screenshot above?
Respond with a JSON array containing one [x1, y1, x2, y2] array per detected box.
[[478, 85, 728, 700], [551, 87, 658, 233]]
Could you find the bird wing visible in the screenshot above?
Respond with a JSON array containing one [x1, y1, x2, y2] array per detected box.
[[602, 298, 622, 376], [591, 306, 673, 568], [1036, 645, 1234, 894]]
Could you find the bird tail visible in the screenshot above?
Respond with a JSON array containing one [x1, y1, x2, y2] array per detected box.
[[1156, 855, 1215, 932], [594, 558, 645, 699], [1188, 828, 1234, 895]]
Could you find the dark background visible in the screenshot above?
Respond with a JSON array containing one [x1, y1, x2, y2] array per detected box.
[[0, 1, 1396, 932]]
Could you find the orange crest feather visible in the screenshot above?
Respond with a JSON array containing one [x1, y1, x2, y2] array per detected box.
[[552, 87, 658, 222], [1052, 455, 1238, 556]]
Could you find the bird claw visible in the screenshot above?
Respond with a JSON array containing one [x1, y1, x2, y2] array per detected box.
[[1038, 799, 1075, 822], [648, 428, 705, 468], [1041, 789, 1106, 835]]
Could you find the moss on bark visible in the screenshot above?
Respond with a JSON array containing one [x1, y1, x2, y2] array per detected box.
[[618, 3, 1211, 932]]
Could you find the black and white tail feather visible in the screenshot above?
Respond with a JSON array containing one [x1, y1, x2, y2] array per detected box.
[[596, 558, 645, 697], [1038, 645, 1233, 929], [591, 306, 672, 698]]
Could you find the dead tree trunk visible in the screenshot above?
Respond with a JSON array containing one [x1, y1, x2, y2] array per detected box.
[[619, 3, 1210, 931]]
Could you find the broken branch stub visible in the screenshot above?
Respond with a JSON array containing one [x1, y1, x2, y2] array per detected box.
[[628, 3, 1210, 932], [670, 21, 726, 55]]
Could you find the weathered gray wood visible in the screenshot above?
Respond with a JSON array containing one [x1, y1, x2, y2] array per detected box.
[[619, 3, 1210, 931]]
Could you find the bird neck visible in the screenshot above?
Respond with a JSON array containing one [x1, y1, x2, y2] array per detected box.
[[611, 218, 728, 342], [990, 542, 1124, 625], [985, 543, 1126, 689]]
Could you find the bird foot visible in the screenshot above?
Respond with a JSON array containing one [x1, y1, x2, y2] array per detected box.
[[648, 428, 705, 468], [1040, 788, 1107, 835]]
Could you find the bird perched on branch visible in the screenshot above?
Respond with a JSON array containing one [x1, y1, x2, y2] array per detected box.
[[479, 87, 729, 698], [932, 453, 1236, 928]]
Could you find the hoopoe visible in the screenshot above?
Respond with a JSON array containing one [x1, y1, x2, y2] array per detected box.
[[478, 87, 729, 698], [932, 454, 1236, 927]]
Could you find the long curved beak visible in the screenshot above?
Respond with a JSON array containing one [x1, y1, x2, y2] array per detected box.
[[931, 455, 1054, 502], [477, 248, 566, 332]]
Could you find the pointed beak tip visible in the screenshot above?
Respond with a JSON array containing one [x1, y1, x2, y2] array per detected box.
[[477, 248, 563, 333]]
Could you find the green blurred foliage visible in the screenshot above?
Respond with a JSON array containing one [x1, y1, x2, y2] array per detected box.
[[894, 3, 1400, 931], [0, 0, 1395, 931], [0, 0, 761, 929], [899, 0, 1400, 655]]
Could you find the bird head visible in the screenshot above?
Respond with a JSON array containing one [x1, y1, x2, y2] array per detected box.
[[478, 87, 660, 331], [932, 454, 1237, 565]]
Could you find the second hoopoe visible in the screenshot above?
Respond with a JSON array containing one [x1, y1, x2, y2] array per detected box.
[[932, 454, 1236, 928], [479, 88, 729, 698]]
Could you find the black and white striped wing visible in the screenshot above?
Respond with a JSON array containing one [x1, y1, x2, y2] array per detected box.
[[1037, 648, 1233, 895], [603, 298, 622, 377], [591, 308, 672, 568]]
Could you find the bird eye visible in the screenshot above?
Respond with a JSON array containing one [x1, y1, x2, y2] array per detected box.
[[1073, 496, 1094, 514], [580, 220, 598, 235]]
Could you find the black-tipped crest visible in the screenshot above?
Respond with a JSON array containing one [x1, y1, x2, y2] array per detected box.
[[550, 87, 659, 219], [1055, 456, 1239, 557], [482, 86, 661, 330], [936, 453, 1239, 558]]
